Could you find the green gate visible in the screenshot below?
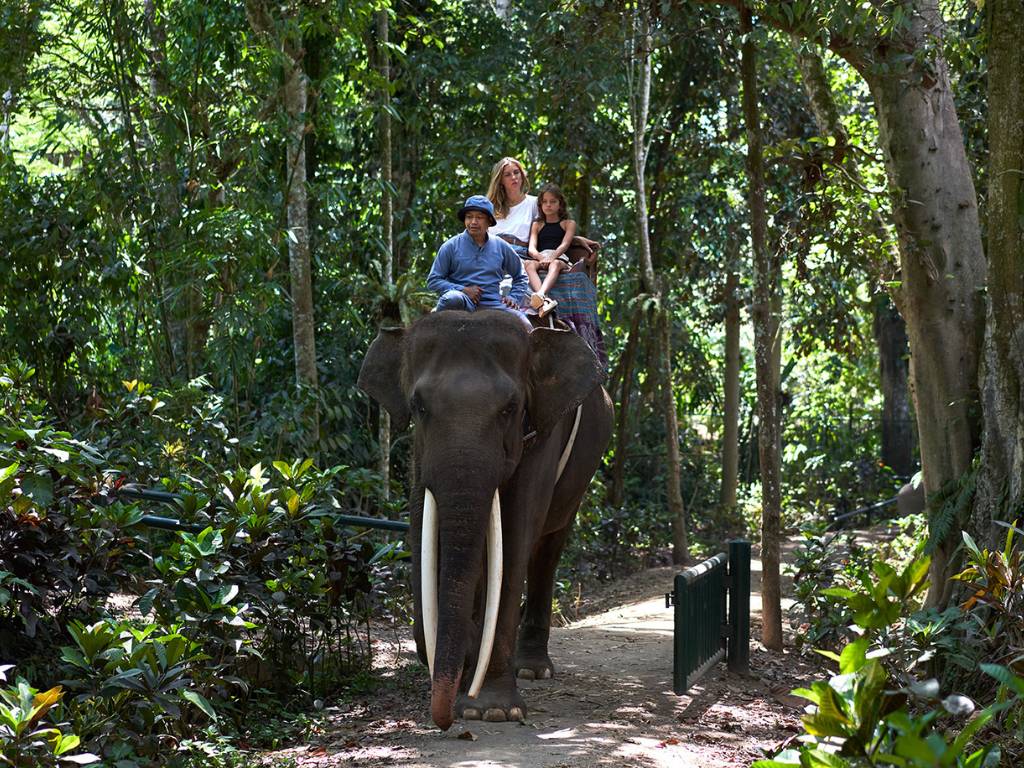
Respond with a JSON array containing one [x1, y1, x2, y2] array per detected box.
[[666, 539, 750, 694]]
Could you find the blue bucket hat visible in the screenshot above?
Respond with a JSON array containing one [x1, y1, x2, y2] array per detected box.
[[457, 194, 497, 226]]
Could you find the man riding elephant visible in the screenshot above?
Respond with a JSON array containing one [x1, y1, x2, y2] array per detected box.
[[427, 194, 530, 328]]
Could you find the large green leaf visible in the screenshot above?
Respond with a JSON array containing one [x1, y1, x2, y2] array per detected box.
[[22, 472, 53, 507]]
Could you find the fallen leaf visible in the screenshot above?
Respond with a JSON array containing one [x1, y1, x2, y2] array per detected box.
[[457, 730, 477, 741]]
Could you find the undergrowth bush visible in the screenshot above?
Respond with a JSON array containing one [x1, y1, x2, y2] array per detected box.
[[760, 518, 1024, 766], [0, 362, 407, 765]]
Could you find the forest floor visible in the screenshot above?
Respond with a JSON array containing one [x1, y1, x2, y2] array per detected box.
[[260, 535, 839, 768]]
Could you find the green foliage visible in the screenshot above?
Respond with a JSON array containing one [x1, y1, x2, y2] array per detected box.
[[0, 667, 99, 767], [787, 523, 864, 651], [765, 520, 1024, 766], [928, 461, 980, 555], [1, 363, 404, 763], [754, 641, 1008, 767], [757, 600, 1013, 767], [820, 553, 930, 632], [952, 523, 1024, 673]]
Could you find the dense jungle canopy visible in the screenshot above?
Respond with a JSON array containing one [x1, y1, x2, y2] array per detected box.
[[1, 0, 1023, 766]]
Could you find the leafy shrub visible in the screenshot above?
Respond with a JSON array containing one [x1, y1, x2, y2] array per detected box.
[[0, 665, 99, 766], [953, 523, 1024, 673], [1, 361, 407, 763], [786, 523, 863, 651], [752, 638, 1008, 768], [763, 532, 1024, 766]]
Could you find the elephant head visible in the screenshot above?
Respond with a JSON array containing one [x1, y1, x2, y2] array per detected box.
[[358, 310, 603, 729]]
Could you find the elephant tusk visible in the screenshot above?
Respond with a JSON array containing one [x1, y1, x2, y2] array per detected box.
[[468, 489, 503, 699], [422, 488, 439, 678]]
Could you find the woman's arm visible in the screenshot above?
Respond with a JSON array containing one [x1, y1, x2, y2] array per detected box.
[[527, 220, 543, 260], [553, 219, 577, 258]]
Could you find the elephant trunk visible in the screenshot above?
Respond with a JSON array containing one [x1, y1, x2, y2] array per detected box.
[[421, 486, 503, 730]]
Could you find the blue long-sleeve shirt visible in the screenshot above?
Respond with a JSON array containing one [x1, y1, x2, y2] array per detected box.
[[427, 231, 529, 307]]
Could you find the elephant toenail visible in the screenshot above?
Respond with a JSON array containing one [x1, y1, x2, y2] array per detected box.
[[539, 668, 552, 679], [518, 668, 536, 680], [509, 707, 524, 721], [483, 708, 508, 722], [463, 708, 481, 720]]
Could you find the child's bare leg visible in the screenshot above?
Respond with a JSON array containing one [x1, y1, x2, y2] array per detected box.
[[523, 260, 543, 293], [538, 261, 565, 296]]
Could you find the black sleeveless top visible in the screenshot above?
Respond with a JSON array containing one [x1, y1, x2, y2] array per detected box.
[[536, 220, 565, 251]]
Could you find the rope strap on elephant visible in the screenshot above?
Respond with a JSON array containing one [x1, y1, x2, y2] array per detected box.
[[556, 405, 583, 482]]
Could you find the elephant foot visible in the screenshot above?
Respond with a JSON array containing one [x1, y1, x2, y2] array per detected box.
[[514, 643, 554, 679], [456, 684, 526, 724], [515, 625, 554, 680], [516, 664, 553, 680]]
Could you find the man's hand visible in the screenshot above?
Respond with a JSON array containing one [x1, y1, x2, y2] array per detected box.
[[571, 235, 601, 255], [462, 285, 483, 304], [502, 296, 520, 309]]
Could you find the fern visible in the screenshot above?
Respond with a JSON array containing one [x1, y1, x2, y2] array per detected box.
[[926, 458, 979, 554]]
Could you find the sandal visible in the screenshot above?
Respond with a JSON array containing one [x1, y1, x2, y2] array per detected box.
[[538, 296, 558, 318]]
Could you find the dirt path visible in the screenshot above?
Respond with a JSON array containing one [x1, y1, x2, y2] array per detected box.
[[264, 539, 830, 768]]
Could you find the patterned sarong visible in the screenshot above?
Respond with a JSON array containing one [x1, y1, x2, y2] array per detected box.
[[547, 272, 607, 371]]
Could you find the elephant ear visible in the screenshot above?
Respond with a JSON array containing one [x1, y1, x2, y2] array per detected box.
[[528, 327, 603, 435], [357, 326, 410, 430]]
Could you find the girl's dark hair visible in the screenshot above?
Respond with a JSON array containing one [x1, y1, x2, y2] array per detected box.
[[536, 183, 568, 221]]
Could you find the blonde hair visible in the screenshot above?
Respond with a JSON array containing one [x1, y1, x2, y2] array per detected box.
[[486, 157, 531, 218]]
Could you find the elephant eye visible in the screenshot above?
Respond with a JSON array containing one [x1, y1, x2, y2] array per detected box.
[[499, 400, 517, 419]]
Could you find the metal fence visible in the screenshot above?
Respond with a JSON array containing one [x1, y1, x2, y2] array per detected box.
[[666, 539, 750, 694]]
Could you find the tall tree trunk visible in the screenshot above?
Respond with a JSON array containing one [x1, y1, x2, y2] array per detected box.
[[740, 7, 782, 650], [860, 11, 985, 607], [794, 42, 916, 476], [577, 167, 592, 234], [658, 309, 689, 560], [873, 295, 915, 476], [975, 0, 1024, 546], [390, 3, 425, 276], [629, 4, 688, 564], [246, 0, 320, 449], [377, 8, 393, 499], [140, 0, 176, 377], [284, 48, 319, 444], [699, 0, 987, 610], [720, 268, 741, 509], [284, 28, 319, 448], [609, 305, 642, 508]]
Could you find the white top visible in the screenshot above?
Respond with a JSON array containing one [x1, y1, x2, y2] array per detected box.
[[489, 194, 538, 242]]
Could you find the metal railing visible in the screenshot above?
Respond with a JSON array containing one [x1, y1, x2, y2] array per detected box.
[[666, 539, 750, 694], [828, 495, 899, 530]]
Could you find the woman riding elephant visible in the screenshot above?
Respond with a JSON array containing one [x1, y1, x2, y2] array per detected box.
[[486, 156, 607, 368], [485, 156, 599, 257]]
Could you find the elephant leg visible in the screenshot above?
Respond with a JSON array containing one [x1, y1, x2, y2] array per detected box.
[[456, 675, 527, 723], [457, 542, 531, 723], [515, 522, 574, 680]]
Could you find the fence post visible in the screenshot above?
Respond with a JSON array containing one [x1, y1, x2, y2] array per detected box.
[[727, 539, 750, 675], [673, 572, 688, 695]]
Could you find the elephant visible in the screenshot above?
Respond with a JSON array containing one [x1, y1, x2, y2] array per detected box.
[[358, 309, 613, 730]]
